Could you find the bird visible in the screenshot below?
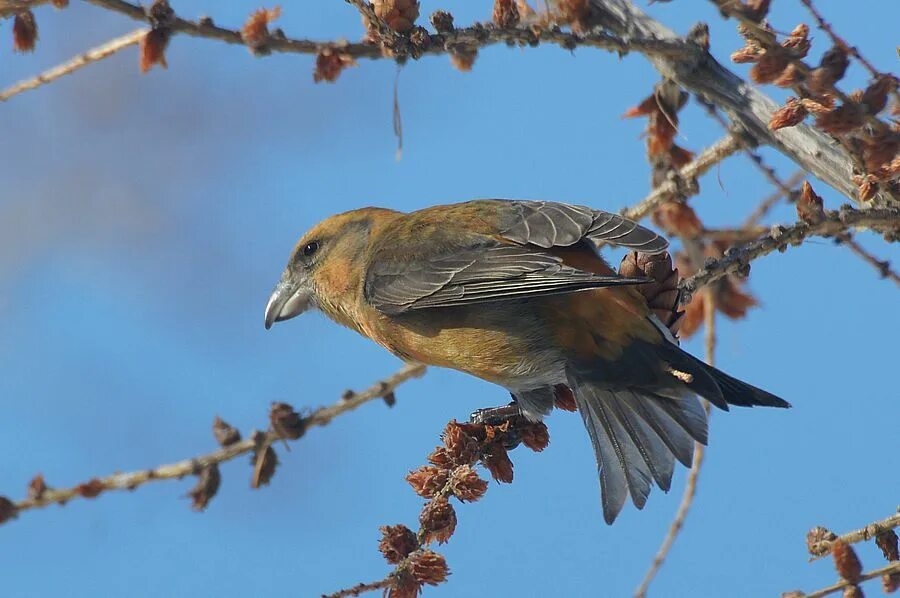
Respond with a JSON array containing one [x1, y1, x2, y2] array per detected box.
[[264, 199, 789, 523]]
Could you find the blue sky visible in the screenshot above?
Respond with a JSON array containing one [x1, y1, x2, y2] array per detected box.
[[1, 1, 897, 596]]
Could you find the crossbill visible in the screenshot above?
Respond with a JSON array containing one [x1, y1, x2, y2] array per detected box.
[[264, 199, 788, 523]]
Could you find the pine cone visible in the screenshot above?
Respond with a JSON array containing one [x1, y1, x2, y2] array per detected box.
[[619, 251, 684, 337]]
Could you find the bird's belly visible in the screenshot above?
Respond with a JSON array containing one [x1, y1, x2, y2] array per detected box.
[[369, 303, 566, 389]]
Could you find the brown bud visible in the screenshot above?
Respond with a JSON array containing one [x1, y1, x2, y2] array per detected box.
[[781, 24, 810, 58], [430, 10, 454, 33], [884, 572, 900, 593], [797, 181, 825, 224], [379, 524, 418, 564], [876, 529, 900, 562], [427, 447, 455, 468], [557, 0, 590, 33], [213, 416, 241, 447], [553, 385, 577, 412], [857, 177, 877, 202], [773, 63, 804, 88], [250, 442, 278, 488], [750, 52, 790, 85], [808, 45, 850, 95], [442, 421, 480, 465], [450, 47, 477, 72], [27, 474, 48, 501], [652, 202, 703, 238], [449, 465, 488, 502], [52, 0, 69, 7], [409, 550, 450, 586], [815, 103, 865, 134], [744, 0, 770, 21], [140, 28, 171, 73], [75, 479, 105, 499], [861, 74, 899, 115], [770, 97, 809, 130], [187, 464, 221, 511], [419, 497, 456, 544], [862, 132, 900, 174], [372, 0, 419, 33], [842, 585, 863, 598], [515, 0, 536, 19], [731, 43, 763, 64], [13, 10, 38, 53], [313, 49, 357, 83], [520, 421, 550, 452], [406, 466, 449, 498], [0, 496, 17, 524], [388, 571, 421, 598], [482, 444, 514, 483], [832, 539, 863, 583], [241, 6, 281, 52], [269, 402, 305, 440], [492, 0, 519, 29]]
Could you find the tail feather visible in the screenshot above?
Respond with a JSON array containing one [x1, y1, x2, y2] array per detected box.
[[605, 392, 676, 492], [620, 392, 697, 468]]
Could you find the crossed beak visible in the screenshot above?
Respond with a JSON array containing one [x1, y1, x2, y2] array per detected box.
[[264, 270, 312, 330]]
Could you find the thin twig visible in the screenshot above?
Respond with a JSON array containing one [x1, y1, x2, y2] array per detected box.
[[679, 207, 900, 301], [634, 290, 716, 598], [801, 560, 900, 598], [808, 511, 900, 560], [622, 135, 744, 221], [322, 579, 392, 598], [835, 234, 900, 287], [0, 28, 148, 103], [0, 0, 51, 18], [6, 362, 426, 519], [743, 170, 806, 228]]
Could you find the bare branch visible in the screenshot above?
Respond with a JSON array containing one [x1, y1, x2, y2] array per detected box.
[[798, 560, 900, 598], [621, 135, 744, 221], [323, 579, 392, 598], [0, 28, 148, 103], [4, 362, 426, 522], [808, 511, 900, 560], [678, 207, 900, 301], [0, 0, 51, 18]]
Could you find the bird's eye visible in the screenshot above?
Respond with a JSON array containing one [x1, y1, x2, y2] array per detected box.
[[303, 241, 319, 257]]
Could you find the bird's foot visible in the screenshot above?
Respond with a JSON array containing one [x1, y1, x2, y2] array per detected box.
[[469, 402, 523, 450]]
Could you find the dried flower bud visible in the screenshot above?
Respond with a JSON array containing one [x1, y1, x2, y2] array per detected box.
[[379, 524, 418, 564], [744, 0, 770, 21], [430, 10, 454, 33], [557, 0, 590, 34], [773, 63, 804, 88], [213, 416, 241, 447], [770, 97, 809, 130], [27, 474, 48, 501], [187, 464, 221, 511], [406, 466, 449, 498], [52, 0, 69, 7], [750, 52, 790, 85], [815, 103, 865, 134], [781, 24, 810, 58], [442, 421, 480, 465], [371, 0, 419, 33], [861, 74, 899, 115], [857, 177, 877, 202], [312, 49, 356, 83], [731, 42, 763, 64], [832, 539, 863, 583], [427, 447, 455, 468], [0, 496, 16, 524], [553, 385, 577, 411], [862, 132, 900, 174], [520, 421, 550, 452], [140, 29, 171, 73], [13, 10, 38, 53], [652, 202, 703, 238], [884, 572, 900, 593], [269, 402, 305, 440], [388, 571, 421, 598], [409, 550, 450, 586], [808, 45, 850, 95], [807, 527, 837, 556], [492, 0, 519, 28], [75, 479, 105, 498], [419, 497, 456, 544], [797, 181, 825, 224], [842, 585, 863, 598], [449, 465, 488, 502], [482, 444, 514, 483], [515, 0, 536, 19], [450, 47, 477, 72], [241, 6, 281, 53], [250, 442, 278, 488], [876, 530, 900, 562]]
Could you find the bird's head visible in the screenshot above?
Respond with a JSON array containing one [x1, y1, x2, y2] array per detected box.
[[264, 207, 398, 329]]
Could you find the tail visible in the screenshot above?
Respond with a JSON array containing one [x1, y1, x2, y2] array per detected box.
[[569, 342, 789, 524]]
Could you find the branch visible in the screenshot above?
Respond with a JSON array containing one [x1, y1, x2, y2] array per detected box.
[[808, 511, 900, 560], [589, 0, 893, 206], [0, 28, 148, 103], [2, 362, 426, 523], [798, 561, 900, 598], [0, 0, 51, 18], [621, 134, 744, 221], [678, 207, 900, 301]]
